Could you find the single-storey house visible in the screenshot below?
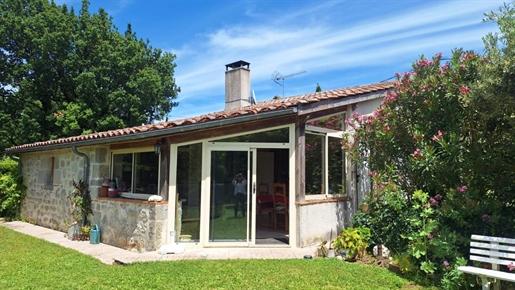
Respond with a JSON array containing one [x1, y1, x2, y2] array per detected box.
[[5, 61, 394, 251]]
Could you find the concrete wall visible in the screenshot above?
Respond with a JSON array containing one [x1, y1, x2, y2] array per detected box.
[[296, 200, 352, 247], [90, 199, 168, 252]]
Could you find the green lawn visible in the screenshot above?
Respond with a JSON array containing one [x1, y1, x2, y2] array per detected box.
[[0, 226, 436, 289]]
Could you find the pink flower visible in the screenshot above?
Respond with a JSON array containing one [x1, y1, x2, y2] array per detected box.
[[428, 233, 433, 239], [482, 214, 491, 222], [508, 262, 515, 271], [432, 130, 443, 141], [443, 261, 450, 269], [457, 186, 468, 193], [416, 59, 433, 67], [429, 197, 439, 206], [412, 148, 423, 159], [460, 86, 471, 95], [434, 194, 443, 200]]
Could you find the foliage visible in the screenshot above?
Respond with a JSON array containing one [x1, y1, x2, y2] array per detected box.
[[67, 179, 92, 229], [0, 0, 180, 152], [0, 226, 438, 290], [332, 226, 371, 259], [316, 83, 322, 92], [0, 157, 26, 220], [344, 2, 515, 288]]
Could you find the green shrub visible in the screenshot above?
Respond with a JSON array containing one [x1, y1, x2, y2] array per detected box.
[[0, 157, 26, 220]]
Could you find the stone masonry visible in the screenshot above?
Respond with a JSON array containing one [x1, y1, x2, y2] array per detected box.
[[19, 145, 167, 252]]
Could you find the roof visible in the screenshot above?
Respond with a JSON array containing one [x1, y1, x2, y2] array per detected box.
[[5, 81, 395, 153]]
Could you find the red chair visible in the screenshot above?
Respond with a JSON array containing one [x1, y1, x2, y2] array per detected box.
[[257, 195, 274, 228], [272, 183, 288, 231]]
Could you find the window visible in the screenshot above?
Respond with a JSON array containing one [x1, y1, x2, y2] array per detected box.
[[111, 151, 159, 194], [305, 114, 346, 196]]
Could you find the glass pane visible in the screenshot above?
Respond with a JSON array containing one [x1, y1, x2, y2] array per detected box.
[[133, 152, 159, 194], [213, 127, 289, 143], [210, 151, 249, 242], [112, 153, 133, 192], [328, 136, 345, 195], [177, 143, 202, 242], [306, 114, 343, 131], [305, 134, 323, 195]]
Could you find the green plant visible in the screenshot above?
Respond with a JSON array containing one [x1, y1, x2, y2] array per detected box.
[[333, 226, 371, 259], [317, 241, 329, 257], [78, 225, 91, 241], [0, 157, 26, 220], [67, 180, 92, 228]]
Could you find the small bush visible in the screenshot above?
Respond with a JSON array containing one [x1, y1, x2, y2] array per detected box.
[[0, 157, 26, 220]]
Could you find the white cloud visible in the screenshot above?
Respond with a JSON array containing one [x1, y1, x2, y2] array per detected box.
[[169, 0, 505, 118]]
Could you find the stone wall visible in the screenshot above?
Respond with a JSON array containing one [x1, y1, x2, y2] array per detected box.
[[90, 199, 168, 252], [20, 146, 108, 231], [19, 145, 168, 252]]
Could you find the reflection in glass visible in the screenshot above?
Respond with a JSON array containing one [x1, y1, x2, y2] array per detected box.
[[306, 114, 343, 131], [209, 151, 249, 242], [177, 143, 202, 242], [214, 127, 289, 143], [112, 152, 158, 194], [305, 134, 323, 195], [328, 136, 345, 195]]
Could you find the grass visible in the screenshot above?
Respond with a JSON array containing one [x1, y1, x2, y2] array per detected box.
[[0, 226, 437, 289]]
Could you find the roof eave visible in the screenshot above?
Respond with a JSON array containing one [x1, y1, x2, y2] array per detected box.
[[7, 108, 298, 154]]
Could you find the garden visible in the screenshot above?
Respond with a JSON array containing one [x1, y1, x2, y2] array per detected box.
[[2, 2, 515, 290]]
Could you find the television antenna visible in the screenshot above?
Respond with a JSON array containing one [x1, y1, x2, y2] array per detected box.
[[271, 70, 306, 98]]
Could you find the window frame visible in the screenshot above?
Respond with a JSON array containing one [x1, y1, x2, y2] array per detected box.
[[304, 114, 346, 200], [110, 146, 160, 195]]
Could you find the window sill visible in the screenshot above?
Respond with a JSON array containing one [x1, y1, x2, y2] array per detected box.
[[296, 196, 350, 206], [95, 197, 168, 205]]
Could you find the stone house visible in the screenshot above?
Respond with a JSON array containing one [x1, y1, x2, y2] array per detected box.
[[5, 61, 394, 251]]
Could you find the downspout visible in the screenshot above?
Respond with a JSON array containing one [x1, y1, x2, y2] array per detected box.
[[7, 154, 22, 175], [72, 145, 89, 227]]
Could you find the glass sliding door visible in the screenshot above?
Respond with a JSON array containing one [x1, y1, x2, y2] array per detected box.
[[209, 149, 255, 243]]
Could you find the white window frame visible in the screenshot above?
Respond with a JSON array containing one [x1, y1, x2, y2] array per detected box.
[[304, 115, 346, 200]]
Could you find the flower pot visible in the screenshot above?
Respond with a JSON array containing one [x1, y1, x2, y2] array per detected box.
[[361, 203, 369, 212], [108, 189, 119, 198], [100, 187, 108, 197], [327, 248, 335, 258]]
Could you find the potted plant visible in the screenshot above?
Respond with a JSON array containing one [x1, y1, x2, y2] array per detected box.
[[332, 226, 371, 261], [67, 180, 92, 240]]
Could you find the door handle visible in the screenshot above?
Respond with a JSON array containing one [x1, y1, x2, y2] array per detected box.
[[253, 182, 256, 194]]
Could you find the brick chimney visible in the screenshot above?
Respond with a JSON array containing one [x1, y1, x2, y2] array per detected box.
[[225, 60, 251, 110]]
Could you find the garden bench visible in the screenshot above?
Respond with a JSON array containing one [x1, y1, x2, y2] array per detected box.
[[458, 234, 515, 290]]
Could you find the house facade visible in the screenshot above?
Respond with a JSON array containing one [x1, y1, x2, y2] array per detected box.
[[6, 61, 393, 251]]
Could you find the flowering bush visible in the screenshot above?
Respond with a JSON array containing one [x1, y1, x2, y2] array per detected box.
[[347, 4, 515, 286]]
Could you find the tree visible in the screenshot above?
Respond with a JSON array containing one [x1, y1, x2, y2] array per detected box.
[[315, 83, 322, 92], [0, 0, 180, 151]]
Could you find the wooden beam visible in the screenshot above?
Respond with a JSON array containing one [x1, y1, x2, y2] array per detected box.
[[159, 139, 170, 201], [298, 90, 387, 116], [295, 115, 308, 203]]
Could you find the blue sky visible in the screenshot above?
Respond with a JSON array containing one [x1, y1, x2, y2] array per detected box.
[[55, 0, 506, 119]]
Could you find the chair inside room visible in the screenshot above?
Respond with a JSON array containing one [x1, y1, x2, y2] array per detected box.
[[272, 183, 288, 231], [257, 183, 273, 229]]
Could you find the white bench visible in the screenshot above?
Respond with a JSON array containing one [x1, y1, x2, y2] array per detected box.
[[458, 235, 515, 290]]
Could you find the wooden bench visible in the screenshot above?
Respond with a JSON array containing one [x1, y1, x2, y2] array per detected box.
[[458, 235, 515, 290]]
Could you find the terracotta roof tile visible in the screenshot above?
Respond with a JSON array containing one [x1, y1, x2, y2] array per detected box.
[[5, 81, 395, 152]]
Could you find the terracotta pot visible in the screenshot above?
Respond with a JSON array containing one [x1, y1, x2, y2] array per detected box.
[[100, 187, 108, 197], [361, 203, 369, 212]]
